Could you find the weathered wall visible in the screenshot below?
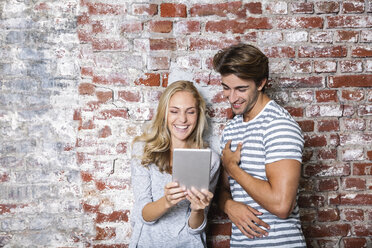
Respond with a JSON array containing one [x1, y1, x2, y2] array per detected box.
[[1, 0, 371, 247]]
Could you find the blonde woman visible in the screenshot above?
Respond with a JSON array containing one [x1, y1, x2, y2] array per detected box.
[[129, 81, 220, 248]]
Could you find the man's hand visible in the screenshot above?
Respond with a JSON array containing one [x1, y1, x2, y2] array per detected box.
[[226, 200, 270, 239], [222, 140, 242, 175]]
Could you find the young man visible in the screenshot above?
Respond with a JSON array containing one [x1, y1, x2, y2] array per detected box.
[[213, 43, 306, 247]]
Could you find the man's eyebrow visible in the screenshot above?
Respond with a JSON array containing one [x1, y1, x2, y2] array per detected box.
[[221, 82, 249, 90]]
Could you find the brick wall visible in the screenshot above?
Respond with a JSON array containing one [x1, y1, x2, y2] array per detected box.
[[1, 0, 371, 247]]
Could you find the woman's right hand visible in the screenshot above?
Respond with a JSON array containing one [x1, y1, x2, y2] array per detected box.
[[164, 182, 187, 209]]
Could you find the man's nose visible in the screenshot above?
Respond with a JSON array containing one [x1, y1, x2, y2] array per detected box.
[[228, 90, 238, 103]]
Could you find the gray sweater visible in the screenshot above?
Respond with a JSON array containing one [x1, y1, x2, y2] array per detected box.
[[129, 142, 220, 248]]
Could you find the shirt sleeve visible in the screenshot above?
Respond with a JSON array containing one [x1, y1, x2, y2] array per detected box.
[[186, 149, 221, 234], [263, 118, 304, 164], [131, 142, 157, 225]]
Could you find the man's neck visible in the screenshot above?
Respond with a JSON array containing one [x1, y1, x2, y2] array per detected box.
[[243, 93, 271, 122]]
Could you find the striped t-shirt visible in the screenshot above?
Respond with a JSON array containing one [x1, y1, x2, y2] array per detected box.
[[220, 100, 306, 248]]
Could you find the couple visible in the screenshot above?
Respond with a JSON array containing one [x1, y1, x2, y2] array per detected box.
[[130, 44, 306, 248]]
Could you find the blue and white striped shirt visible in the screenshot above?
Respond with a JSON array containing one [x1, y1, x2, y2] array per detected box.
[[220, 100, 306, 248]]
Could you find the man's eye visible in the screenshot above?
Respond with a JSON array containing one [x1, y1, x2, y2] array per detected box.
[[238, 88, 247, 92]]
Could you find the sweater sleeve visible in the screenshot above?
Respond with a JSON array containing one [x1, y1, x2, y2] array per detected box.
[[131, 142, 157, 225], [186, 149, 221, 234]]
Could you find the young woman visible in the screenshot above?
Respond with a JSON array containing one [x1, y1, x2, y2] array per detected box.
[[129, 81, 220, 248]]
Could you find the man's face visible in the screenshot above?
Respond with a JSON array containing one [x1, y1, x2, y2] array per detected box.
[[221, 74, 262, 117]]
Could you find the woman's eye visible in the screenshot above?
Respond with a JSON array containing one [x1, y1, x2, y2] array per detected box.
[[170, 111, 178, 114], [187, 111, 195, 115]]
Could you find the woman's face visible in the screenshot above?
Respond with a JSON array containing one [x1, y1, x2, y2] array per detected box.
[[167, 91, 198, 149]]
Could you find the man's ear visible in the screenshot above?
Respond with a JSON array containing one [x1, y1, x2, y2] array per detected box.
[[258, 78, 267, 91]]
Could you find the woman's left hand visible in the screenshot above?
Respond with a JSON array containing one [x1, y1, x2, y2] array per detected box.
[[186, 187, 214, 211]]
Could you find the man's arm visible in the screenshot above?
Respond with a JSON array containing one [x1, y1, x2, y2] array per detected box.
[[218, 168, 270, 238], [222, 141, 301, 219]]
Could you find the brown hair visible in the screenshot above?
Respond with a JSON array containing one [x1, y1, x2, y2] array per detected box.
[[213, 43, 269, 91], [132, 80, 208, 173]]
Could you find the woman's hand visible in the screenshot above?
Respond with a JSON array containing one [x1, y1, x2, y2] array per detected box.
[[186, 187, 214, 211], [164, 182, 187, 209]]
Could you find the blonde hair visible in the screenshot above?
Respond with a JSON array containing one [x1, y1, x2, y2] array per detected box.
[[133, 80, 208, 173]]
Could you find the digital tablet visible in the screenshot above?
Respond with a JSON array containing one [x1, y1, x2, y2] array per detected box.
[[172, 148, 211, 191]]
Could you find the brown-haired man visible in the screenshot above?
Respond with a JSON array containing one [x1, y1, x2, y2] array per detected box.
[[213, 43, 306, 247]]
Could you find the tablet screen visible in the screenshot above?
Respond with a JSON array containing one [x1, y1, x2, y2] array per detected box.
[[172, 148, 211, 191]]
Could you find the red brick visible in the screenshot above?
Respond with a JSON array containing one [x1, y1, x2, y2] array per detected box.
[[88, 3, 126, 15], [297, 120, 314, 132], [96, 210, 129, 223], [285, 107, 303, 117], [367, 150, 372, 160], [343, 177, 366, 191], [92, 39, 129, 51], [93, 74, 128, 86], [80, 120, 94, 130], [317, 239, 339, 247], [316, 90, 338, 102], [160, 3, 186, 17], [79, 83, 95, 95], [342, 118, 366, 131], [298, 195, 325, 208], [206, 18, 272, 33], [263, 46, 295, 58], [99, 126, 112, 138], [0, 172, 10, 182], [343, 208, 364, 221], [77, 29, 91, 42], [149, 38, 177, 50], [335, 30, 359, 42], [303, 224, 350, 238], [289, 61, 312, 73], [132, 3, 158, 16], [304, 134, 327, 147], [299, 46, 347, 58], [299, 209, 317, 222], [83, 203, 99, 213], [327, 16, 371, 28], [0, 204, 18, 214], [341, 88, 364, 101], [318, 208, 340, 222], [340, 60, 363, 73], [190, 2, 243, 17], [343, 238, 367, 248], [277, 17, 323, 29], [318, 149, 337, 160], [211, 92, 225, 104], [96, 91, 112, 103], [81, 67, 93, 77], [116, 142, 127, 154], [352, 46, 372, 57], [77, 13, 90, 25], [340, 193, 372, 205], [244, 2, 263, 14], [135, 73, 161, 86], [278, 76, 324, 88], [118, 90, 141, 102], [189, 37, 239, 51], [318, 119, 339, 132], [314, 60, 337, 73], [91, 21, 105, 33], [162, 73, 169, 87], [121, 22, 143, 33], [358, 104, 372, 116], [291, 2, 314, 13], [73, 109, 81, 121], [354, 224, 372, 236], [315, 1, 340, 13], [342, 1, 365, 13], [310, 31, 333, 43], [193, 72, 221, 86], [99, 110, 128, 120], [318, 178, 339, 191], [328, 75, 372, 88], [95, 226, 116, 240], [207, 107, 233, 119], [174, 21, 200, 34], [149, 20, 172, 33], [304, 163, 350, 177], [148, 56, 170, 70]]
